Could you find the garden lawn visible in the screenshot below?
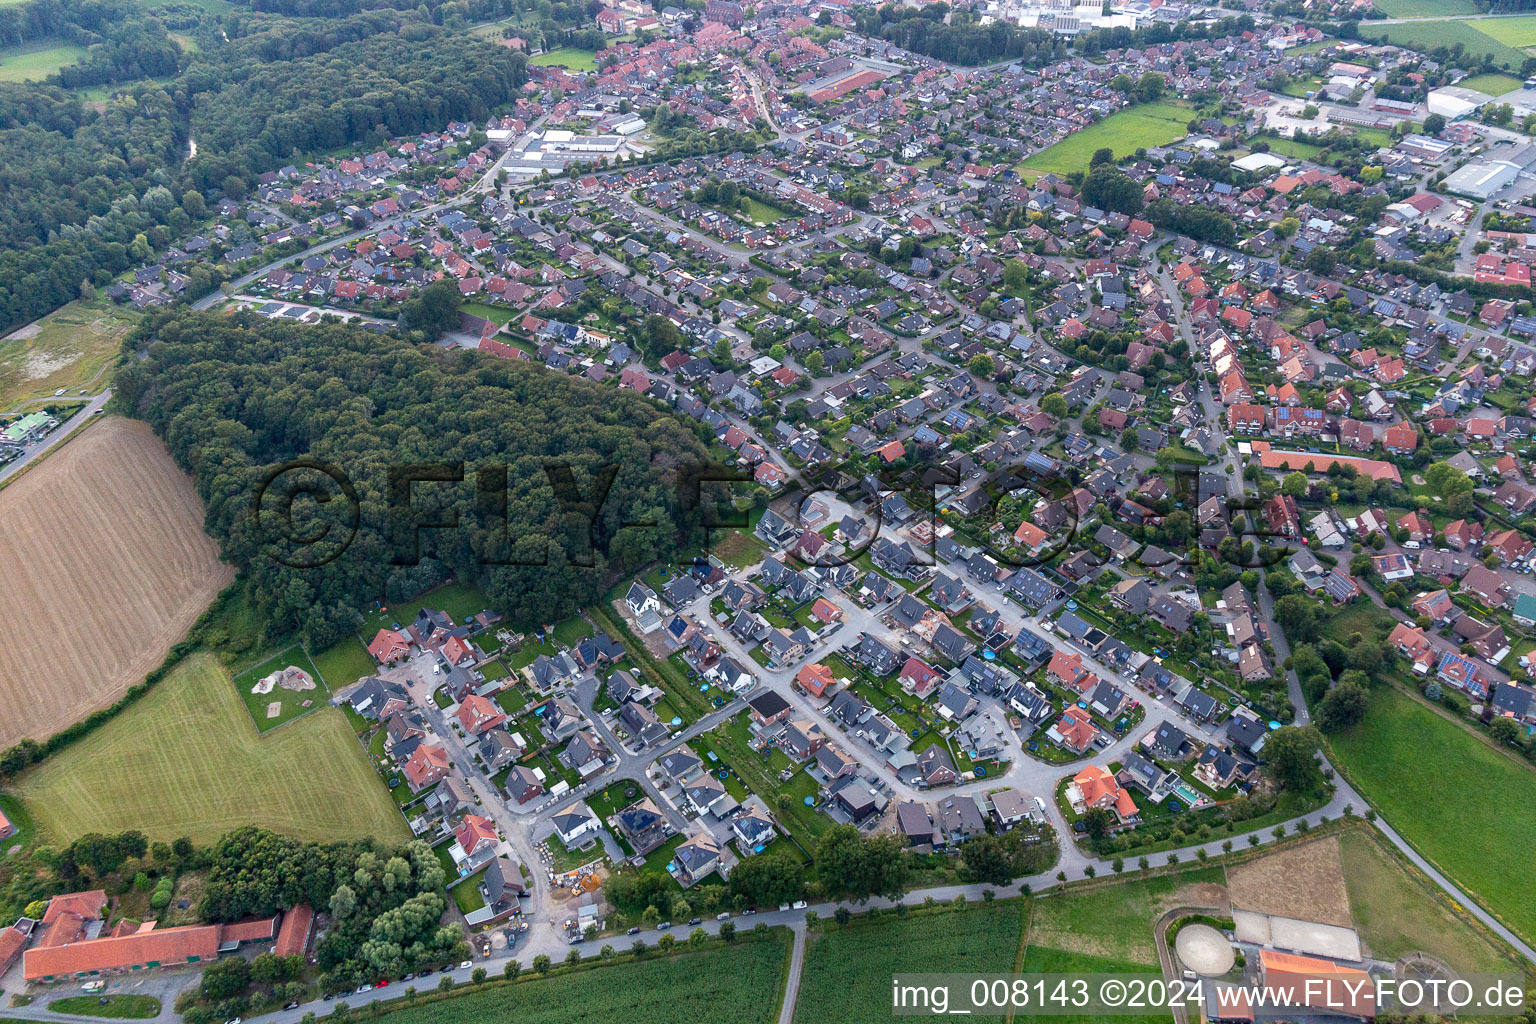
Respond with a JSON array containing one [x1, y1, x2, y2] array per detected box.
[[0, 41, 86, 82], [793, 902, 1027, 1024], [360, 582, 492, 637], [741, 198, 789, 224], [1019, 103, 1190, 180], [48, 997, 160, 1019], [528, 47, 599, 71], [230, 645, 329, 732], [460, 301, 519, 325], [1328, 686, 1536, 945], [15, 653, 407, 845], [451, 870, 488, 914], [371, 937, 789, 1024], [0, 792, 33, 852], [311, 636, 376, 690]]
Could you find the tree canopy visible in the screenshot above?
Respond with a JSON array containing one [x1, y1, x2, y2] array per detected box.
[[115, 310, 725, 641]]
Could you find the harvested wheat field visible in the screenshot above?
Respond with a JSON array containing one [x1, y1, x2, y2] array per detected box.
[[1228, 834, 1353, 928], [0, 416, 232, 747], [15, 653, 409, 845]]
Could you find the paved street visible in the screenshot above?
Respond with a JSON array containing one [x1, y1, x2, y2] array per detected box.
[[0, 390, 112, 487]]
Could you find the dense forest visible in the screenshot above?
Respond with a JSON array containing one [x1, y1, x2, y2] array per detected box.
[[113, 310, 727, 647], [0, 0, 527, 335], [852, 3, 1067, 66]]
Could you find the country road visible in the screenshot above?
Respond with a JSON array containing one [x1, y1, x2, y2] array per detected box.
[[0, 389, 111, 487]]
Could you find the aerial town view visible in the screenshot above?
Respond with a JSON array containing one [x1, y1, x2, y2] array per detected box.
[[4, 0, 1536, 1020]]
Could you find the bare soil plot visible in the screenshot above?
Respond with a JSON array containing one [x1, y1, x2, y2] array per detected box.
[[1227, 834, 1353, 928], [0, 416, 232, 747]]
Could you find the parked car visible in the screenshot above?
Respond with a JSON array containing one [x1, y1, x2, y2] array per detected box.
[[716, 912, 731, 921], [626, 927, 640, 935], [792, 901, 807, 910], [657, 921, 672, 930], [458, 961, 473, 970], [687, 917, 702, 926]]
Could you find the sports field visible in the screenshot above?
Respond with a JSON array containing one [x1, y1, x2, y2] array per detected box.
[[0, 41, 86, 82], [528, 46, 599, 71], [14, 652, 408, 845], [1329, 686, 1536, 945], [0, 298, 136, 410], [1459, 71, 1523, 96], [374, 938, 789, 1024], [1019, 103, 1191, 180], [0, 416, 233, 748]]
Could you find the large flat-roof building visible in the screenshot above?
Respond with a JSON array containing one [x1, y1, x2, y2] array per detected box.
[[1444, 143, 1536, 200], [1427, 85, 1492, 120]]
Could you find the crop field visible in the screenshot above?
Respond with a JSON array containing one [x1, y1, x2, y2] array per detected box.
[[230, 645, 329, 731], [794, 903, 1027, 1024], [1019, 103, 1191, 179], [374, 939, 789, 1024], [1338, 828, 1524, 976], [14, 653, 408, 845], [0, 299, 136, 410], [1018, 948, 1170, 1024], [1329, 686, 1536, 945], [528, 47, 599, 71], [1366, 21, 1526, 68], [1373, 0, 1477, 15], [1469, 14, 1536, 49], [0, 41, 86, 81], [0, 417, 232, 748]]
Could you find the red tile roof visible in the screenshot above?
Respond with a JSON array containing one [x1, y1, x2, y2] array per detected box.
[[24, 917, 272, 980], [273, 906, 313, 958]]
